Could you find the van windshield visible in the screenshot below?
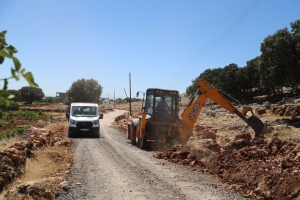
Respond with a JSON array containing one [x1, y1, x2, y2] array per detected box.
[[71, 106, 98, 117]]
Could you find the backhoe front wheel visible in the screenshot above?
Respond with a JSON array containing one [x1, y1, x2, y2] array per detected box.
[[130, 125, 136, 145]]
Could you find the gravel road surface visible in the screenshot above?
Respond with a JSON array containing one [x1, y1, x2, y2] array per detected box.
[[56, 110, 246, 200]]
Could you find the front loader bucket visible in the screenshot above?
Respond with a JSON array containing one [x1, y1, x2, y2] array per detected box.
[[246, 116, 267, 137]]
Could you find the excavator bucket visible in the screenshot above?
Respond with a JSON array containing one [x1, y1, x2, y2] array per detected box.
[[246, 116, 267, 137]]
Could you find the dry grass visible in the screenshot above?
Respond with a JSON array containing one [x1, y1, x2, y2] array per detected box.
[[0, 135, 22, 151], [45, 121, 68, 133], [2, 144, 73, 196], [22, 145, 72, 182], [114, 101, 142, 111]]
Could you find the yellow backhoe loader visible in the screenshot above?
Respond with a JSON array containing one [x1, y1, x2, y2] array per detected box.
[[127, 78, 267, 149]]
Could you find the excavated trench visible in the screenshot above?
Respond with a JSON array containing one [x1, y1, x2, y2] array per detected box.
[[114, 108, 300, 200], [154, 135, 300, 200]]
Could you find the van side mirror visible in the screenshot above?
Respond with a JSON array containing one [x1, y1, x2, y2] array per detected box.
[[66, 113, 69, 119], [99, 114, 103, 119]]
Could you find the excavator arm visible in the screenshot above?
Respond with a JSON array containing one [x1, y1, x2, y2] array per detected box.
[[180, 79, 266, 141]]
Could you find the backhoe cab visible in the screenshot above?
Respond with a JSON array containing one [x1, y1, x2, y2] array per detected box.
[[128, 88, 182, 148], [127, 79, 267, 149], [136, 88, 181, 122]]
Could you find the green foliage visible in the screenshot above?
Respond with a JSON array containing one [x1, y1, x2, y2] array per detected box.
[[186, 67, 222, 97], [15, 110, 39, 120], [124, 97, 141, 102], [7, 90, 21, 101], [218, 63, 240, 97], [7, 101, 19, 111], [0, 125, 29, 140], [65, 78, 103, 104], [0, 121, 3, 127], [19, 86, 45, 104], [260, 20, 300, 94], [42, 97, 57, 103], [38, 110, 44, 115], [55, 107, 63, 112], [260, 28, 292, 94], [42, 116, 51, 121], [0, 30, 38, 118], [4, 112, 15, 123]]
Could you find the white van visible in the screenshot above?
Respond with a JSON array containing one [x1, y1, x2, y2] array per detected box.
[[66, 102, 103, 138]]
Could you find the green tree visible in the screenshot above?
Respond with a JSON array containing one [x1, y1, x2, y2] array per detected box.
[[218, 63, 239, 97], [259, 24, 299, 94], [185, 68, 223, 97], [0, 30, 38, 117], [8, 89, 21, 101], [239, 56, 261, 98], [19, 86, 44, 103], [65, 78, 103, 104], [288, 20, 300, 92]]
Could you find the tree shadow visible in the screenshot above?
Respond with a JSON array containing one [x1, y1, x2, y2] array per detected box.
[[274, 117, 300, 128]]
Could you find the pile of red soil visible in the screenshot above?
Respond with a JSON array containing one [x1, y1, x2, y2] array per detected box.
[[154, 137, 300, 200]]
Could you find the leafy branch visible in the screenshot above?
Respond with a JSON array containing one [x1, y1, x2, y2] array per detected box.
[[0, 30, 38, 118]]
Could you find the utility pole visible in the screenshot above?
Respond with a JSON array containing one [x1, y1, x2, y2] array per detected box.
[[114, 90, 115, 109], [129, 73, 131, 115]]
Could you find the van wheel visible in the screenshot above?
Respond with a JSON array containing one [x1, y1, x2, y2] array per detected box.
[[130, 125, 136, 145], [68, 130, 73, 138], [126, 124, 131, 139]]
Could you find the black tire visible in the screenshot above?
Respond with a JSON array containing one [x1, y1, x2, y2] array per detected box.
[[126, 124, 131, 139], [68, 129, 73, 138], [130, 125, 136, 145], [138, 137, 146, 149], [93, 127, 100, 138]]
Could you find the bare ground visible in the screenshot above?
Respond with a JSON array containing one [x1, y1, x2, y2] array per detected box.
[[56, 110, 246, 200], [113, 97, 300, 200]]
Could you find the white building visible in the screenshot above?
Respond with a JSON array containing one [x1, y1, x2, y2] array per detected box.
[[102, 99, 113, 105]]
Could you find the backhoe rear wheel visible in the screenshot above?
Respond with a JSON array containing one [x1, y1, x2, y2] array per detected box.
[[130, 124, 136, 145], [138, 137, 146, 149], [126, 124, 131, 139]]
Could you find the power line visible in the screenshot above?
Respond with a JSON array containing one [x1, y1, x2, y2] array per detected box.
[[161, 0, 263, 85]]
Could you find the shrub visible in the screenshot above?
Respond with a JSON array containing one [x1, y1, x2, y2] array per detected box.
[[0, 125, 29, 140], [5, 112, 15, 123], [42, 97, 57, 103], [55, 107, 63, 112], [15, 110, 39, 120], [8, 101, 20, 111], [38, 110, 44, 115]]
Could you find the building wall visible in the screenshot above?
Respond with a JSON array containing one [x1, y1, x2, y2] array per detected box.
[[56, 92, 67, 103]]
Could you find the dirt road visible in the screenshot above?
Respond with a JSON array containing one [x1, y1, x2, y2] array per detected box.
[[56, 109, 246, 200]]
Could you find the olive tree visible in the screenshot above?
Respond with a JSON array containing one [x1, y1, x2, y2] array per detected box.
[[7, 89, 21, 101], [0, 30, 38, 117], [19, 86, 44, 103], [65, 78, 103, 104]]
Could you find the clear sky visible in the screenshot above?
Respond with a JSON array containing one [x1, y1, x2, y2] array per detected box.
[[1, 0, 299, 99]]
